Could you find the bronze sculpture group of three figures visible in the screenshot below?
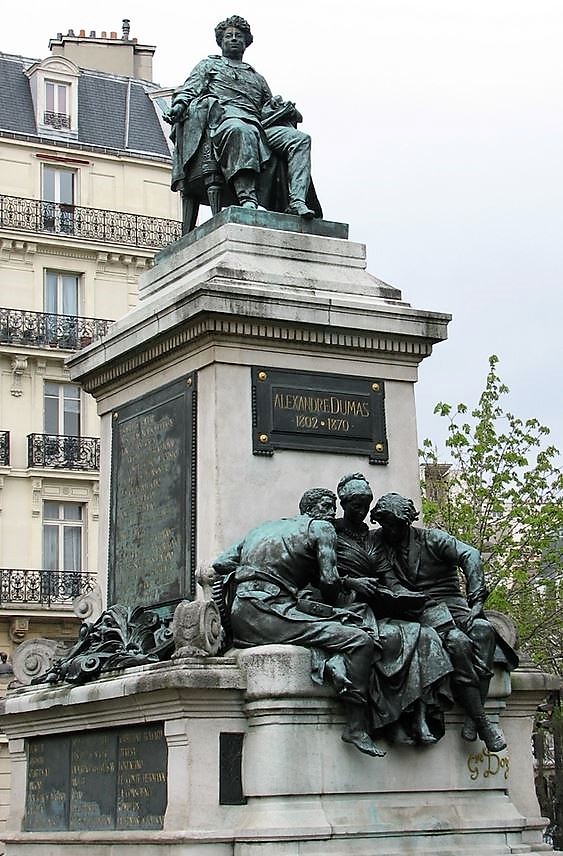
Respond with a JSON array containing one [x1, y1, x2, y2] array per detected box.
[[212, 475, 518, 759]]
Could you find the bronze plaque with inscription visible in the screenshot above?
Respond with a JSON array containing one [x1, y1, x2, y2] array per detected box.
[[252, 367, 388, 463], [24, 735, 70, 831], [24, 724, 167, 832], [109, 375, 196, 607], [70, 730, 117, 829], [117, 724, 168, 830]]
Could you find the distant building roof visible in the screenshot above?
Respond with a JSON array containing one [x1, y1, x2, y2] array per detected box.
[[0, 53, 171, 161]]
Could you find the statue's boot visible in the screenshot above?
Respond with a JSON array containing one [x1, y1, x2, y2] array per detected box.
[[342, 703, 386, 757], [461, 716, 478, 741], [232, 170, 259, 209], [286, 200, 315, 218], [475, 717, 506, 753], [455, 684, 506, 752], [461, 677, 492, 742]]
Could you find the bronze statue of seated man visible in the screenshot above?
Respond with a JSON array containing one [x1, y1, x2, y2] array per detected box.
[[165, 15, 322, 230]]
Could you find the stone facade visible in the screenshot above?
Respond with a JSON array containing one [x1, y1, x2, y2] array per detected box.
[[0, 27, 180, 838]]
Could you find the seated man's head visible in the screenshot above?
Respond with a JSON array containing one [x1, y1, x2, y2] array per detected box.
[[299, 488, 337, 522], [337, 473, 373, 528], [215, 15, 253, 60], [371, 493, 419, 544]]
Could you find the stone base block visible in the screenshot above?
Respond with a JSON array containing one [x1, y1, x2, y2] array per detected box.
[[0, 646, 556, 855]]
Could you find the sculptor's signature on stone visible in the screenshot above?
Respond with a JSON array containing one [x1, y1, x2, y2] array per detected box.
[[468, 748, 509, 781]]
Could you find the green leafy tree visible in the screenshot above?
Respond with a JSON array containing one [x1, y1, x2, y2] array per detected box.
[[420, 355, 563, 674]]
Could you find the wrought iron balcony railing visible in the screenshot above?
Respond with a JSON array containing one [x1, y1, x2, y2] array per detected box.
[[0, 307, 112, 351], [0, 194, 181, 250], [0, 568, 96, 606], [0, 432, 9, 467], [28, 433, 100, 471], [43, 111, 71, 130]]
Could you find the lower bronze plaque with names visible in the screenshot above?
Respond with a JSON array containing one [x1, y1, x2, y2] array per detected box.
[[25, 735, 70, 831], [24, 723, 167, 832], [252, 367, 388, 463], [117, 724, 168, 830], [109, 375, 196, 607], [70, 730, 117, 829]]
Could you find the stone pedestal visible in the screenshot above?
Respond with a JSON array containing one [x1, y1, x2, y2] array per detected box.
[[66, 208, 451, 602], [0, 647, 557, 855]]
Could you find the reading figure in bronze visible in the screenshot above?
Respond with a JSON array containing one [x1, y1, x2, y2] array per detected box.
[[370, 492, 517, 752], [212, 488, 385, 758], [333, 473, 453, 745]]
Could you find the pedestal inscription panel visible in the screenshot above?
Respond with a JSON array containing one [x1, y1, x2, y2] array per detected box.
[[117, 724, 168, 829], [70, 730, 117, 829], [109, 374, 196, 606], [252, 367, 388, 463], [25, 735, 70, 831], [24, 723, 167, 831]]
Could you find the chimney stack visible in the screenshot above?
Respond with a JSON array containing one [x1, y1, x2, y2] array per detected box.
[[48, 21, 155, 81]]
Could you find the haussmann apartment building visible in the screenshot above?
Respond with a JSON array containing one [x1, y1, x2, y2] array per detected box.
[[0, 19, 179, 723]]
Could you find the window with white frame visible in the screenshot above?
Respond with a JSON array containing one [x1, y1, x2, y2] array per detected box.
[[44, 270, 79, 316], [42, 166, 76, 233], [44, 271, 80, 346], [42, 501, 83, 573], [44, 382, 81, 437], [42, 166, 75, 204], [44, 81, 71, 129]]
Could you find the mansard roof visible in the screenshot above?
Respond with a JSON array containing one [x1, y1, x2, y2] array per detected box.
[[0, 56, 37, 134], [0, 52, 171, 160]]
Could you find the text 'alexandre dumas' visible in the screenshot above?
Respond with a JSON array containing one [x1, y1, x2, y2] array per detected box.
[[273, 390, 370, 433]]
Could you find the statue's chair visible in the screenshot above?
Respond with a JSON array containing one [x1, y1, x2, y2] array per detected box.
[[179, 130, 238, 234]]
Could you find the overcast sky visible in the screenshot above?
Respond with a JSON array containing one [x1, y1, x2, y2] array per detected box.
[[5, 1, 562, 459]]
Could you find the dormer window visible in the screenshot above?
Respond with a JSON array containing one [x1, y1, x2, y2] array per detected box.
[[24, 56, 79, 138], [45, 81, 71, 129]]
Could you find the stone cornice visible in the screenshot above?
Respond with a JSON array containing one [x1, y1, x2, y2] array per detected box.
[[68, 218, 451, 397], [0, 230, 157, 261], [74, 309, 444, 396], [0, 130, 171, 165]]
